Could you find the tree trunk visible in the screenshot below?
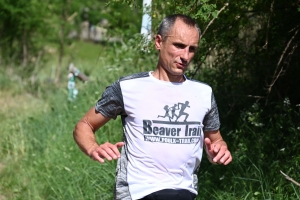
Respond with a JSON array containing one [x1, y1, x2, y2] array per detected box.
[[55, 1, 68, 84], [55, 26, 64, 84], [0, 49, 2, 69], [22, 28, 28, 67]]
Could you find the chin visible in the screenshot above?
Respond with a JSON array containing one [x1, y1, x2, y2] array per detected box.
[[174, 69, 185, 75]]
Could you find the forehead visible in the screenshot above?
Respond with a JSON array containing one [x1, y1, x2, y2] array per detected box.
[[166, 19, 200, 45]]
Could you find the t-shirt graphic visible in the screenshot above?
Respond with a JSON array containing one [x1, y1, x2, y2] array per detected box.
[[158, 101, 190, 122], [143, 101, 202, 144]]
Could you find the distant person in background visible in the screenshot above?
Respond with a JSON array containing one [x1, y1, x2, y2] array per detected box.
[[73, 14, 232, 200]]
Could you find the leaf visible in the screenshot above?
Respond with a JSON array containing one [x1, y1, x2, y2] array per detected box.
[[254, 191, 261, 196]]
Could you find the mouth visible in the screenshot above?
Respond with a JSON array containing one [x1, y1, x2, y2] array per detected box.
[[176, 62, 187, 68]]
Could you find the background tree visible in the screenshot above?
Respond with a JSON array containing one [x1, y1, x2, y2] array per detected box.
[[0, 0, 48, 68]]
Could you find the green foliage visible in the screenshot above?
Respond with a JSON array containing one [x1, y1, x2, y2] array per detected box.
[[0, 0, 143, 72], [230, 99, 300, 172], [208, 99, 300, 199], [99, 1, 143, 39], [0, 0, 48, 65], [0, 84, 118, 199]]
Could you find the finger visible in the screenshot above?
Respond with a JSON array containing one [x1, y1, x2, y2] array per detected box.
[[91, 151, 105, 163], [212, 147, 226, 163], [91, 142, 116, 161], [113, 142, 125, 158], [101, 144, 120, 160], [115, 142, 125, 148], [221, 152, 232, 165], [214, 148, 230, 163], [224, 156, 232, 165], [103, 142, 125, 159], [204, 138, 212, 151], [212, 143, 222, 153]]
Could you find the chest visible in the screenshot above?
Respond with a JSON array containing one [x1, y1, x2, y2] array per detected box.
[[120, 80, 211, 125]]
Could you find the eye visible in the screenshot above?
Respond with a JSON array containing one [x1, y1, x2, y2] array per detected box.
[[174, 43, 186, 49], [189, 46, 197, 53]]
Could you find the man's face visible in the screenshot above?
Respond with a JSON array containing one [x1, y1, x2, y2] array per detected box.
[[155, 19, 200, 76]]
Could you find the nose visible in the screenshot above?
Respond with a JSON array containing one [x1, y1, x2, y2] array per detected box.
[[180, 47, 189, 62]]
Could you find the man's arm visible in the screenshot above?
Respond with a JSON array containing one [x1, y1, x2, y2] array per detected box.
[[73, 106, 124, 163], [204, 130, 232, 165]]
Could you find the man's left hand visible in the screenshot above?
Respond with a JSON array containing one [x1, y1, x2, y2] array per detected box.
[[204, 137, 232, 165]]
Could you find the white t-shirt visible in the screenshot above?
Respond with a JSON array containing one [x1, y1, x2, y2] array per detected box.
[[95, 71, 220, 200]]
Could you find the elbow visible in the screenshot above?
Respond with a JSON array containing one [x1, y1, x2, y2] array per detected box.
[[73, 123, 81, 145]]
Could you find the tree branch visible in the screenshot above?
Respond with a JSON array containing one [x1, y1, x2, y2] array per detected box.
[[263, 0, 274, 49], [265, 28, 299, 105], [280, 170, 300, 187], [201, 3, 229, 38], [190, 45, 217, 78]]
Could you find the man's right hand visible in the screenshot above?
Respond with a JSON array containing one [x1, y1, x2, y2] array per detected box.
[[89, 142, 125, 163]]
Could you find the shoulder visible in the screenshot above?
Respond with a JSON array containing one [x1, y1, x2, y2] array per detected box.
[[107, 72, 150, 91], [119, 72, 150, 82], [185, 75, 212, 90]]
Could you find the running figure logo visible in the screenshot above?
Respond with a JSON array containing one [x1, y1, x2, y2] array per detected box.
[[157, 101, 190, 122], [144, 101, 202, 144]]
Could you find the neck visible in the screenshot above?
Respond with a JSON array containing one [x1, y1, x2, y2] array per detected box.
[[152, 69, 185, 83]]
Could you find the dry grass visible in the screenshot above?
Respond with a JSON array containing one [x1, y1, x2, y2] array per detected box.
[[0, 163, 6, 200], [0, 91, 48, 120]]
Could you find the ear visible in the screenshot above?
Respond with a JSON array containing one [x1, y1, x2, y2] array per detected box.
[[155, 34, 163, 50]]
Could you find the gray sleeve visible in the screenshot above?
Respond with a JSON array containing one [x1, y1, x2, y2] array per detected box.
[[203, 92, 220, 131], [95, 80, 125, 120]]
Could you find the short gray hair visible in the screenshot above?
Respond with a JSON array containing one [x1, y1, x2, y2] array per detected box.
[[157, 14, 201, 41]]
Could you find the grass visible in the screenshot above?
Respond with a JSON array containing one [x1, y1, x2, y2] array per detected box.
[[0, 77, 122, 200], [0, 40, 299, 200]]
